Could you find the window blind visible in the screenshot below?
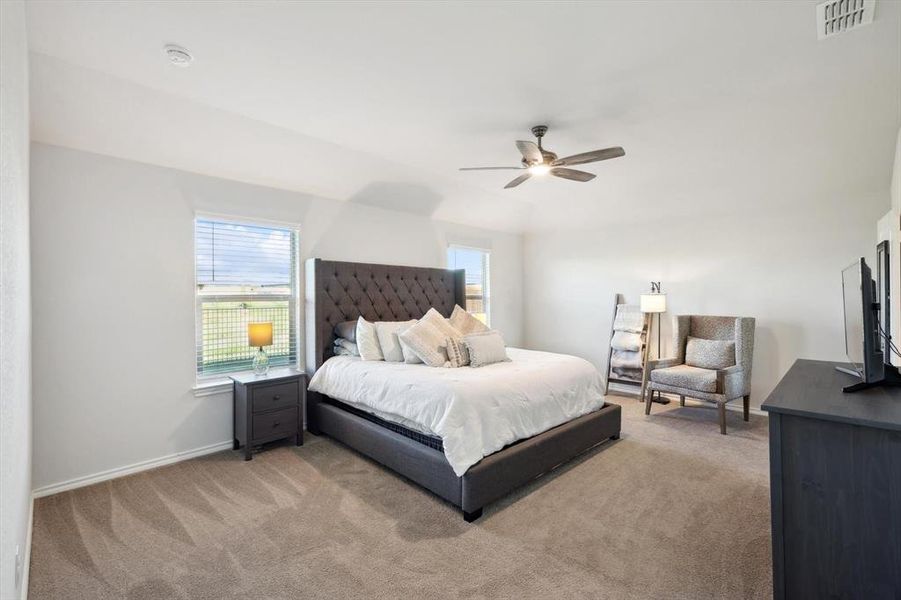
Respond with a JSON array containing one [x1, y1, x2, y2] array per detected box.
[[195, 218, 299, 377], [447, 246, 490, 325]]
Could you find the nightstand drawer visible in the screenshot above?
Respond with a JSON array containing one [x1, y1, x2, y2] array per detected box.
[[253, 406, 297, 440], [251, 381, 298, 413]]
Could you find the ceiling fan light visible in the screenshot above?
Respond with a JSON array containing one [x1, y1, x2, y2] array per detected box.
[[529, 164, 551, 176]]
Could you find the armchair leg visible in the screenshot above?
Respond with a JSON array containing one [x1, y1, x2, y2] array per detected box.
[[644, 386, 653, 415], [718, 402, 727, 435], [743, 395, 750, 421], [679, 395, 685, 407]]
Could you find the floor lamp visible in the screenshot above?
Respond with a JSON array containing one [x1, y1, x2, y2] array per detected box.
[[641, 283, 670, 405]]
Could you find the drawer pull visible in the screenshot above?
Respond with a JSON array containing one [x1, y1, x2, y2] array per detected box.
[[273, 395, 281, 401], [273, 422, 280, 428]]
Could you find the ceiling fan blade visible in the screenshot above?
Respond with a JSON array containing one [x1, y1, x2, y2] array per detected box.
[[459, 166, 525, 171], [551, 146, 625, 167], [504, 172, 532, 189], [515, 140, 543, 164], [550, 167, 596, 182]]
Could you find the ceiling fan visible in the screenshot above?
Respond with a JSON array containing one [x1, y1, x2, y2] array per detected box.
[[460, 125, 625, 189]]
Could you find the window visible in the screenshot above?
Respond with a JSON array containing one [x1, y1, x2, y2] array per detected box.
[[447, 246, 490, 325], [195, 217, 299, 378]]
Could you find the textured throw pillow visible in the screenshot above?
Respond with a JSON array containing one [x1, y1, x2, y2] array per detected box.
[[445, 337, 470, 368], [448, 305, 490, 336], [399, 337, 423, 364], [398, 320, 450, 367], [463, 331, 510, 367], [355, 317, 383, 361], [685, 337, 736, 370], [422, 307, 463, 340], [375, 320, 417, 363]]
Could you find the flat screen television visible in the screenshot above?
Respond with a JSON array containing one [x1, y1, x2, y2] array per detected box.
[[838, 257, 900, 392]]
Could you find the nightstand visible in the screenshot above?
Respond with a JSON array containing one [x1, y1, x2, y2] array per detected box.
[[230, 369, 306, 461]]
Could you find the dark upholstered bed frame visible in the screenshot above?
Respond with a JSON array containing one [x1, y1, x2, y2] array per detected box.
[[304, 258, 621, 521]]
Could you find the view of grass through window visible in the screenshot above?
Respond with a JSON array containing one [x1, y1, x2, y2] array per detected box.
[[195, 218, 298, 377]]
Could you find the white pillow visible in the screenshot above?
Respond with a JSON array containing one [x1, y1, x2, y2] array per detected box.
[[355, 317, 383, 361], [463, 331, 510, 367], [398, 320, 450, 367], [399, 337, 423, 364], [422, 307, 463, 340], [449, 305, 490, 336], [375, 320, 417, 362]]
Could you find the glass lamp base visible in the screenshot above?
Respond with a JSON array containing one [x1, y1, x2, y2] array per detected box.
[[252, 348, 270, 375]]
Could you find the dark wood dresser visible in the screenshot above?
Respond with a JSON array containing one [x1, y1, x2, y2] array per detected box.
[[762, 359, 901, 600], [231, 369, 306, 461]]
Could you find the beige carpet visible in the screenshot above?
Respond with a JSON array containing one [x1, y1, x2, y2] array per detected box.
[[29, 397, 772, 599]]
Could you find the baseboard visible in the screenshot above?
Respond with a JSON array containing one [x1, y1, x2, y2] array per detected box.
[[32, 440, 234, 498], [19, 495, 33, 600]]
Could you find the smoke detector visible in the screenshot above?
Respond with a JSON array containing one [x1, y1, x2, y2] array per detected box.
[[816, 0, 876, 40], [163, 44, 193, 67]]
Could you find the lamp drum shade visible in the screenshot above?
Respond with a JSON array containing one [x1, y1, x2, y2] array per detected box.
[[640, 294, 667, 314], [248, 322, 273, 347]]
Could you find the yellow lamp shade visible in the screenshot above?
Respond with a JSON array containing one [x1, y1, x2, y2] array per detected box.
[[640, 293, 667, 314], [248, 322, 273, 348]]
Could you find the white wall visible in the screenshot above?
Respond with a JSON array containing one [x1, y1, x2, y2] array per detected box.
[[0, 1, 32, 597], [523, 200, 887, 409], [29, 143, 523, 491], [880, 128, 901, 367]]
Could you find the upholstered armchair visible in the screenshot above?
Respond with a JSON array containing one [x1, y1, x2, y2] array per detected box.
[[642, 315, 755, 434]]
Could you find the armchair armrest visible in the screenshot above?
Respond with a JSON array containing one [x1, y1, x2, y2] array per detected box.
[[716, 365, 746, 397], [648, 358, 681, 370]]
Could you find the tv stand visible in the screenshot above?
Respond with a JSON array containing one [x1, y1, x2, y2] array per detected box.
[[837, 363, 901, 393], [762, 359, 901, 599]]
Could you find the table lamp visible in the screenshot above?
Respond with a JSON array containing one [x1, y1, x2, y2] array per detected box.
[[641, 283, 668, 404], [248, 322, 273, 375]]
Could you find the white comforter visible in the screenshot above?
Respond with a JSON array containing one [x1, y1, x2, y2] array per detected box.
[[308, 347, 606, 476]]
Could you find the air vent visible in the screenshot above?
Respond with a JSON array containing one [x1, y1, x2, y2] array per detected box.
[[817, 0, 876, 40]]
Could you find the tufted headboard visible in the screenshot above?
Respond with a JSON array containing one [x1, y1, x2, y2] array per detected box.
[[304, 258, 465, 374]]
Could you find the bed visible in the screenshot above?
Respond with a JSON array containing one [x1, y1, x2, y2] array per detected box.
[[304, 258, 621, 521]]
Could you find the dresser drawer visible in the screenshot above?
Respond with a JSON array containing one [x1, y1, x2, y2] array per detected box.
[[252, 406, 298, 441], [251, 381, 298, 413]]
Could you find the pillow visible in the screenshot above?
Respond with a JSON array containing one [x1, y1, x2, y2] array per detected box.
[[445, 337, 469, 368], [375, 320, 417, 363], [355, 317, 383, 361], [685, 337, 736, 370], [463, 331, 510, 367], [333, 337, 359, 356], [398, 320, 450, 367], [333, 321, 357, 343], [399, 337, 423, 364], [333, 345, 357, 357], [421, 307, 463, 340], [448, 305, 490, 336]]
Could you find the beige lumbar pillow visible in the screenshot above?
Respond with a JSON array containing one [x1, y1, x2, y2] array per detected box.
[[398, 319, 450, 367], [355, 317, 383, 361], [449, 305, 490, 336]]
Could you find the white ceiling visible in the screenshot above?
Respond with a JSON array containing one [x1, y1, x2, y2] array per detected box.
[[25, 1, 901, 233]]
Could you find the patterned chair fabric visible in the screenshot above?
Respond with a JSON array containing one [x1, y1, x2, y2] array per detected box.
[[643, 314, 756, 434], [650, 365, 718, 393]]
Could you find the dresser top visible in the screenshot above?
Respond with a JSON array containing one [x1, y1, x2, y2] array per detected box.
[[229, 368, 304, 386], [762, 359, 901, 431]]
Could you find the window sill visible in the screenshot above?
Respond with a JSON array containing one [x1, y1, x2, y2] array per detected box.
[[192, 378, 233, 397]]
